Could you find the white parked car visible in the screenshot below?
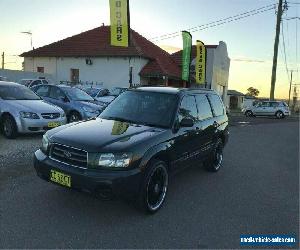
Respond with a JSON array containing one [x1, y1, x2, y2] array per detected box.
[[20, 79, 49, 88], [242, 101, 290, 119], [0, 81, 66, 138]]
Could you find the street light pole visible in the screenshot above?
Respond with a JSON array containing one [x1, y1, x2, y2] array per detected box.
[[21, 31, 33, 49], [288, 70, 293, 106]]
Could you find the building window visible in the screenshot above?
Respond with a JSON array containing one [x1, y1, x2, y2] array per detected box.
[[70, 68, 79, 83], [37, 67, 44, 73]]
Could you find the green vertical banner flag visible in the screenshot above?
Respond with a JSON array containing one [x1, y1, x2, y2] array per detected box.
[[181, 31, 192, 81], [195, 40, 206, 84], [110, 0, 130, 47]]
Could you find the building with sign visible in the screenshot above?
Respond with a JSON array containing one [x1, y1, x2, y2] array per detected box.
[[21, 26, 181, 88], [171, 41, 230, 102], [21, 26, 230, 103]]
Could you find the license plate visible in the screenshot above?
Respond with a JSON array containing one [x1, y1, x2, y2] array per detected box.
[[50, 170, 71, 187], [48, 122, 60, 128]]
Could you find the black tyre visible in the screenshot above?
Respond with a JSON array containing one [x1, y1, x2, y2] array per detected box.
[[68, 111, 82, 123], [204, 138, 224, 172], [1, 115, 18, 139], [137, 160, 169, 214], [275, 111, 284, 119], [245, 110, 253, 117]]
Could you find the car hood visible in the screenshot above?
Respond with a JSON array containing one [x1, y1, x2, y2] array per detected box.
[[95, 96, 115, 103], [5, 100, 63, 113], [48, 118, 165, 152]]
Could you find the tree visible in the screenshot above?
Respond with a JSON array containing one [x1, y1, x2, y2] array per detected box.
[[246, 87, 260, 97]]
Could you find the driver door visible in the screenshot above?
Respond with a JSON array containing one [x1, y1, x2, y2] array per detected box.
[[172, 95, 198, 170]]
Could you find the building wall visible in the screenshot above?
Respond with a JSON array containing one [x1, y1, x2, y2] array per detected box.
[[190, 41, 230, 104], [24, 56, 149, 88], [210, 41, 230, 103]]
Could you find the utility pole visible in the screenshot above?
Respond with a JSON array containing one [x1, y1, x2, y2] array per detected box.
[[270, 0, 284, 100], [288, 70, 293, 106], [1, 52, 4, 69]]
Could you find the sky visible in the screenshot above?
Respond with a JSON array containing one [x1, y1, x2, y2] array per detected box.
[[0, 0, 299, 98]]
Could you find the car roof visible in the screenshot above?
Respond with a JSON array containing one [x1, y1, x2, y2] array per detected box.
[[0, 81, 22, 86], [135, 86, 215, 95]]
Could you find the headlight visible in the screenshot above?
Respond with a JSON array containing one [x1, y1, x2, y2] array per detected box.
[[89, 153, 132, 168], [82, 106, 96, 113], [20, 111, 40, 119], [42, 134, 49, 152]]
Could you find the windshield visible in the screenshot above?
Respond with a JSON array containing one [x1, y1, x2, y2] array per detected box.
[[109, 88, 125, 96], [0, 85, 41, 100], [64, 87, 94, 101], [85, 88, 100, 98], [100, 90, 178, 128]]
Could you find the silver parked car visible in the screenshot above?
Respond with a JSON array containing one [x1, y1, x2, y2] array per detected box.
[[243, 101, 290, 119], [0, 81, 66, 138]]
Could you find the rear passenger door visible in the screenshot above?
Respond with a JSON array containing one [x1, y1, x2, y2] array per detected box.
[[194, 94, 215, 156], [207, 94, 227, 144]]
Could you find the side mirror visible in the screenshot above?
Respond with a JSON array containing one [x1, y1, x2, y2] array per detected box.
[[60, 96, 69, 102], [180, 118, 194, 127]]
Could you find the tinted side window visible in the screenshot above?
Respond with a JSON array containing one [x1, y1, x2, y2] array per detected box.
[[270, 102, 279, 107], [208, 94, 224, 116], [195, 94, 213, 120], [178, 95, 198, 122], [35, 85, 49, 97], [261, 102, 270, 107], [49, 87, 66, 100]]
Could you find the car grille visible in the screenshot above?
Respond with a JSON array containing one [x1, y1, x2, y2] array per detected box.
[[41, 113, 60, 119], [50, 144, 88, 169]]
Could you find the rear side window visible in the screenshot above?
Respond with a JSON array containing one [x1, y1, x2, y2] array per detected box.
[[195, 94, 213, 120], [35, 85, 49, 97], [49, 87, 66, 100], [208, 94, 224, 116], [270, 102, 279, 107], [178, 95, 198, 122]]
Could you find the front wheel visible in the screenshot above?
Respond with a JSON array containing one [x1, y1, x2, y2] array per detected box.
[[204, 138, 224, 172], [137, 160, 169, 214], [1, 115, 18, 139]]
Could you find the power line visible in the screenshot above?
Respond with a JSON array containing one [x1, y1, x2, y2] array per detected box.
[[149, 4, 276, 42], [281, 21, 291, 82]]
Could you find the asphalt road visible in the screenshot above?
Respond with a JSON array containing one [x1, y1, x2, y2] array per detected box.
[[0, 118, 299, 249]]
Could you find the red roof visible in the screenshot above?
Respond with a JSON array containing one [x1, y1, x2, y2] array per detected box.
[[21, 26, 181, 79], [171, 44, 217, 66]]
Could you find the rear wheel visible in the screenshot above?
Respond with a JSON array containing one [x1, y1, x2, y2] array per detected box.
[[275, 111, 284, 119], [1, 115, 18, 139], [204, 138, 224, 172], [245, 110, 253, 117], [137, 160, 169, 214], [68, 111, 82, 123]]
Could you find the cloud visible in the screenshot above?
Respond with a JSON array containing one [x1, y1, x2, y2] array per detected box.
[[232, 57, 265, 63]]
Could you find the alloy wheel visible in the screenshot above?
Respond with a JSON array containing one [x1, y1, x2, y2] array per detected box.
[[213, 144, 223, 171], [146, 165, 168, 211]]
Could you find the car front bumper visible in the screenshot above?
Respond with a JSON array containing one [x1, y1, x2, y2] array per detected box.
[[33, 149, 142, 199], [16, 117, 67, 133]]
